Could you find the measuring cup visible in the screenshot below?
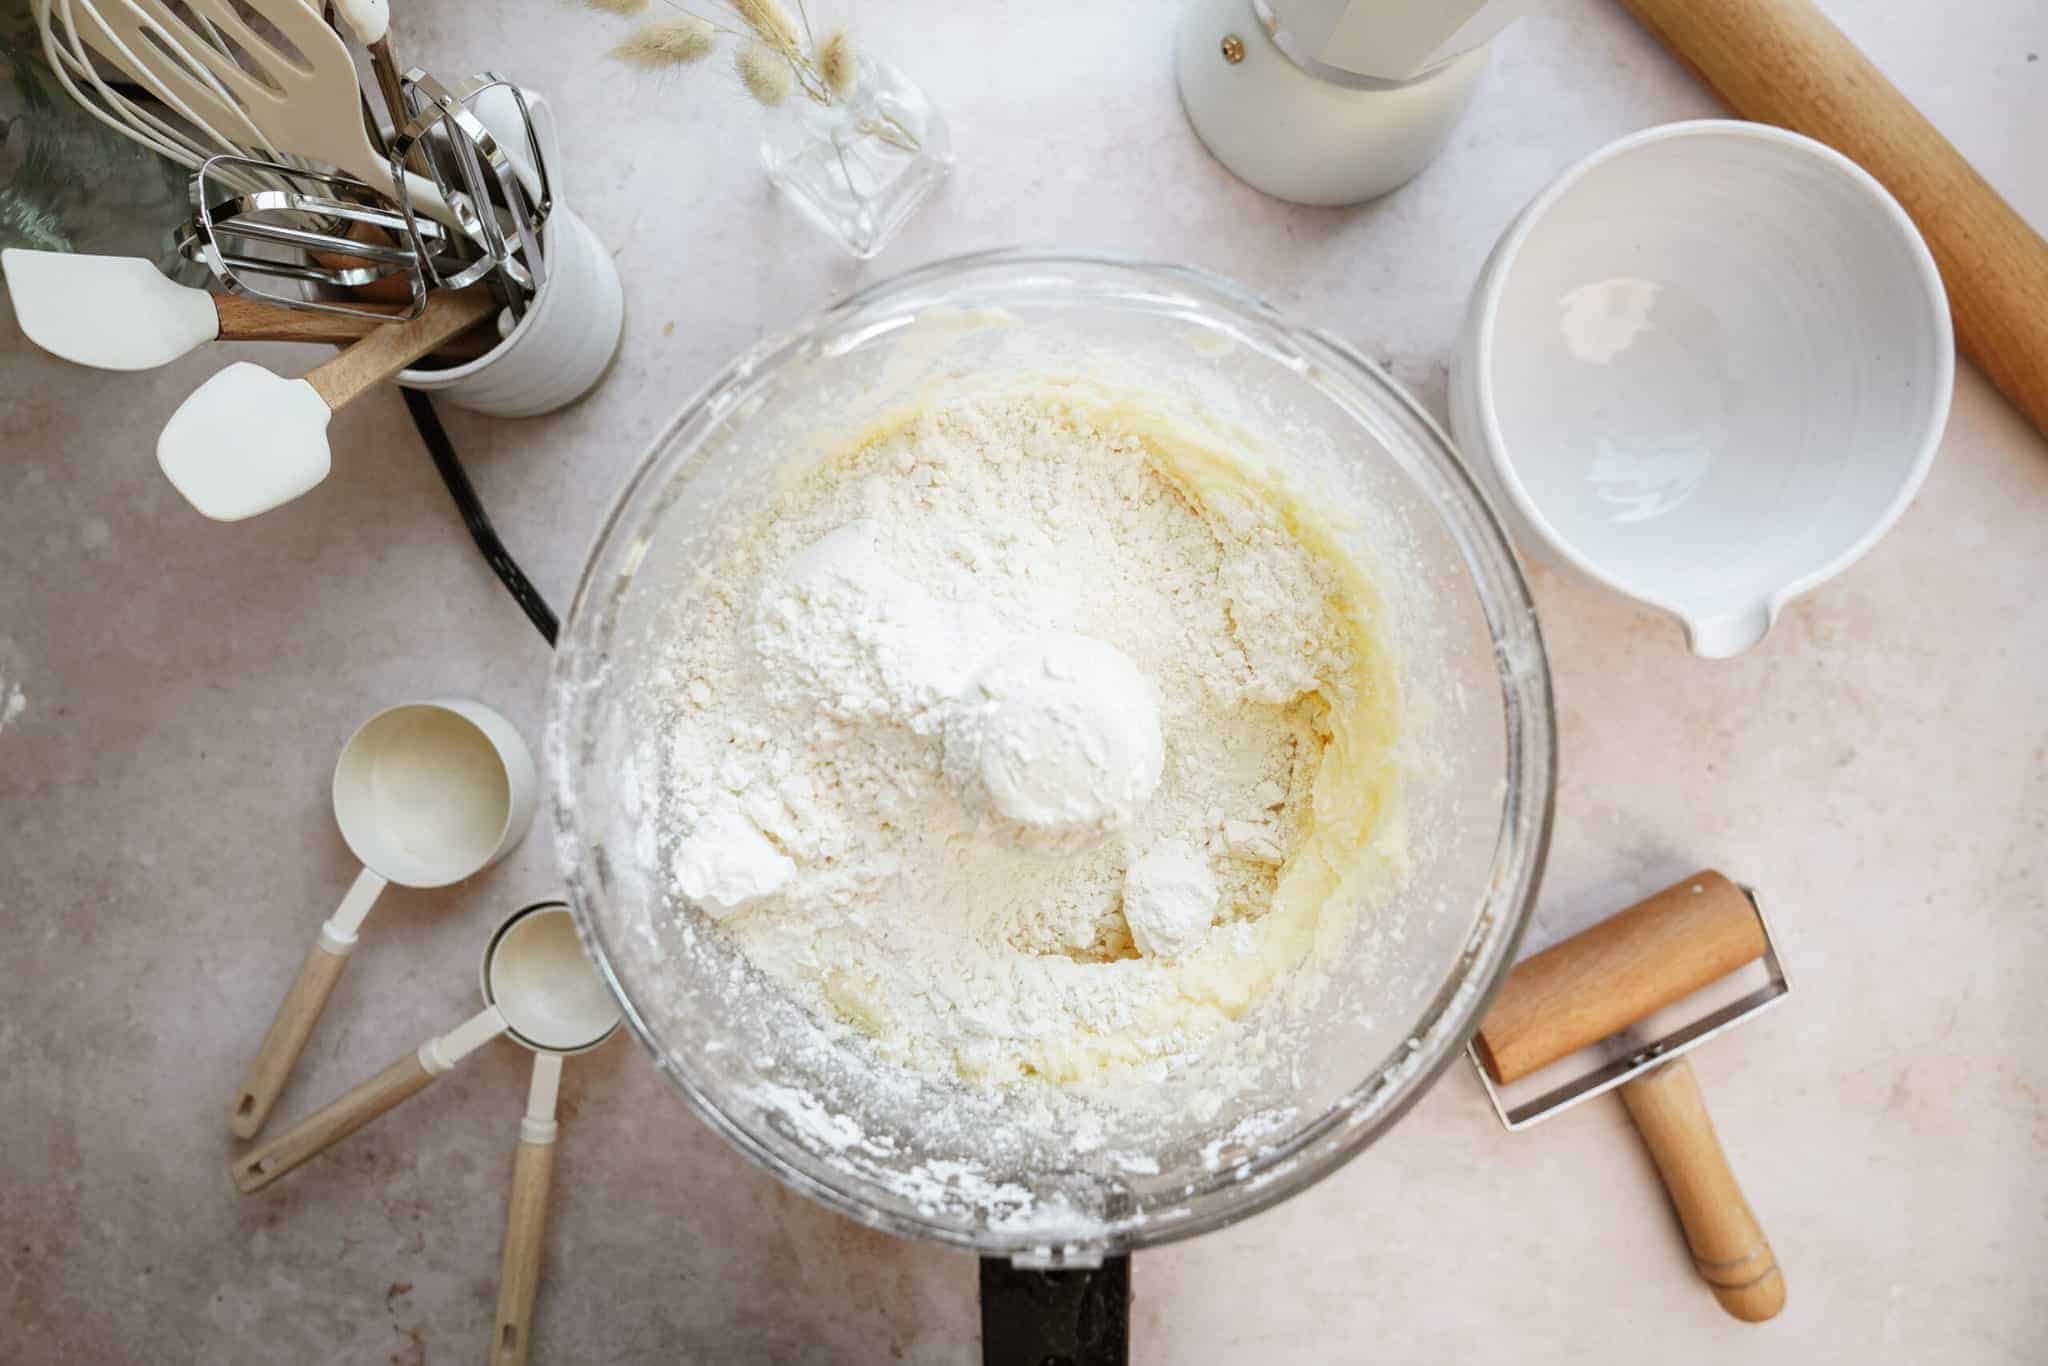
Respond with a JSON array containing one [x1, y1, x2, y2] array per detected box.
[[233, 901, 618, 1193], [229, 700, 538, 1138]]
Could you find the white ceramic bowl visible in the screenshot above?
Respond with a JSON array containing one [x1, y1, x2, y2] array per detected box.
[[1450, 120, 1953, 657]]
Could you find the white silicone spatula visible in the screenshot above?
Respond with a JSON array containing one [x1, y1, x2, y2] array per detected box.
[[1, 249, 486, 371], [5, 250, 215, 369], [156, 288, 495, 521]]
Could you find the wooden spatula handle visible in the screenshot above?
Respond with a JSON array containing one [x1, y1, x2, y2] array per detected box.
[[211, 295, 496, 359], [232, 1050, 439, 1194], [303, 288, 497, 412], [1620, 1058, 1786, 1322], [214, 294, 404, 344], [1616, 0, 2048, 442]]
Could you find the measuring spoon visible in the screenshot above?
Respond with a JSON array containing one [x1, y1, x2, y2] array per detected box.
[[487, 973, 619, 1365], [233, 902, 618, 1192], [229, 699, 535, 1138]]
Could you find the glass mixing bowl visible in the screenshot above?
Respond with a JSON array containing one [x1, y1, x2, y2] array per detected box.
[[547, 250, 1554, 1261]]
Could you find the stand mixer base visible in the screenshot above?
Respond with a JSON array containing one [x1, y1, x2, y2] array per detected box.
[[980, 1255, 1131, 1366]]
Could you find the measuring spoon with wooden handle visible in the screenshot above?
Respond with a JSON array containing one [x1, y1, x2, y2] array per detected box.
[[155, 287, 496, 521]]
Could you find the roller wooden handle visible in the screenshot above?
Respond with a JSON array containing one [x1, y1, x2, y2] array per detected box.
[[232, 1050, 438, 1194], [304, 287, 496, 412], [1474, 871, 1763, 1084], [1616, 0, 2048, 442], [229, 939, 350, 1139], [211, 295, 496, 359], [491, 1139, 558, 1366], [1621, 1058, 1786, 1321]]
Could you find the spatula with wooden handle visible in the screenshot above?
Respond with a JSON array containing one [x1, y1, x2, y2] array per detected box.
[[1615, 0, 2048, 444], [2, 250, 495, 371], [156, 288, 495, 521]]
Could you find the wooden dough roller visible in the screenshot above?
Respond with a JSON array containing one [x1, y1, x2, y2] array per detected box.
[[1616, 0, 2048, 444], [1474, 871, 1786, 1322]]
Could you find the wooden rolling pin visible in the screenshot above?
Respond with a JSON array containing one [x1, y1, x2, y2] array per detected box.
[[1617, 0, 2048, 443], [1476, 871, 1786, 1322]]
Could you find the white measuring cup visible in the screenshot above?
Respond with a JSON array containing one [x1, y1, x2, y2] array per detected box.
[[233, 901, 619, 1193], [229, 700, 537, 1138]]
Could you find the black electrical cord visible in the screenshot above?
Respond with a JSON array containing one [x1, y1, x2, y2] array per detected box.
[[402, 386, 560, 646]]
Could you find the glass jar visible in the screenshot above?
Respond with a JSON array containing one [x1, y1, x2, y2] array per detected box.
[[759, 54, 950, 259]]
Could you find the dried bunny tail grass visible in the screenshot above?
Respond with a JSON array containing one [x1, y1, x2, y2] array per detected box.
[[735, 40, 793, 105], [818, 27, 856, 98], [730, 0, 802, 56], [613, 14, 717, 66], [580, 0, 648, 14]]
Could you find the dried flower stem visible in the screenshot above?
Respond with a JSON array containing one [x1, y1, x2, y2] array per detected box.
[[854, 117, 916, 154], [652, 0, 752, 45], [730, 0, 801, 58], [596, 0, 924, 154], [818, 27, 855, 98], [613, 14, 716, 66], [735, 40, 793, 105]]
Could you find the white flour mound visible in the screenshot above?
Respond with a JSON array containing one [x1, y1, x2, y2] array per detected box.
[[1121, 839, 1220, 960], [941, 631, 1166, 852], [651, 392, 1357, 1092]]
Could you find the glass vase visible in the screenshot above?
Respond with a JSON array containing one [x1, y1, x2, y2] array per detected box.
[[760, 56, 950, 260]]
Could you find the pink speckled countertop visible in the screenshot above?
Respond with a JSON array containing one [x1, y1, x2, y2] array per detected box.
[[3, 0, 2045, 1360]]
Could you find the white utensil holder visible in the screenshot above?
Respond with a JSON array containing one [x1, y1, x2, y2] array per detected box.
[[396, 202, 623, 418]]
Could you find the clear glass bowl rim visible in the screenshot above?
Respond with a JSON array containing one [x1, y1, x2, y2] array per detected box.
[[546, 247, 1557, 1256]]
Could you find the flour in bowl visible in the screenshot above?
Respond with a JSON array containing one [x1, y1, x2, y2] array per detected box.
[[648, 390, 1395, 1091]]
